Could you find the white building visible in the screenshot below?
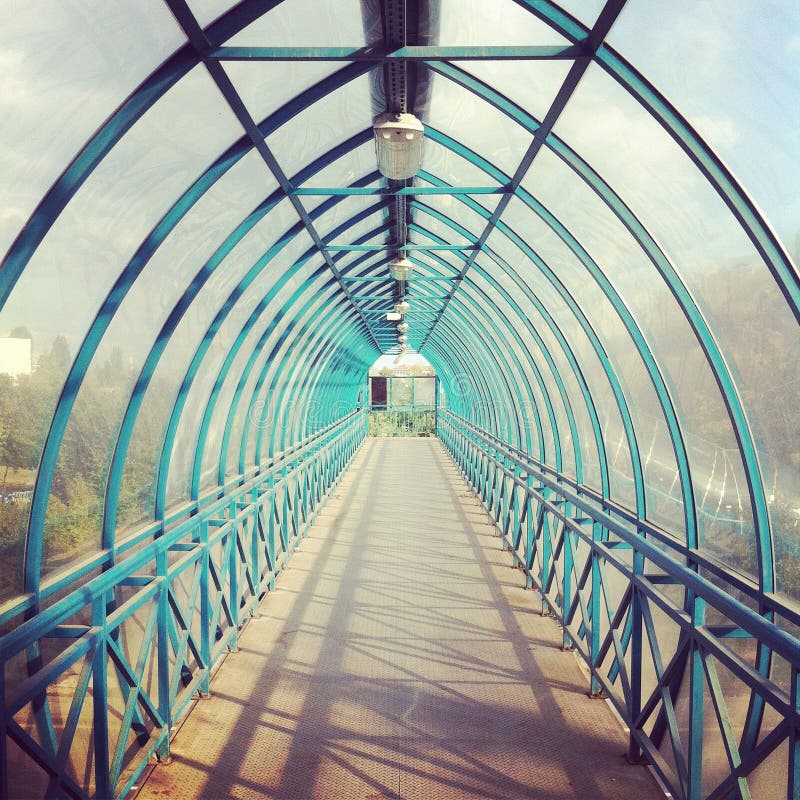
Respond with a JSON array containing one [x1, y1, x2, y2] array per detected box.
[[0, 337, 32, 378]]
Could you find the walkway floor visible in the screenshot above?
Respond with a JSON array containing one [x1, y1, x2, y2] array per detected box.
[[136, 438, 662, 800]]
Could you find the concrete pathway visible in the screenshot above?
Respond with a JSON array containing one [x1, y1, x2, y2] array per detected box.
[[136, 438, 662, 800]]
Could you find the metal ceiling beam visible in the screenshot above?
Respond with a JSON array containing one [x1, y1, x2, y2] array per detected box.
[[291, 186, 506, 196], [208, 44, 582, 61]]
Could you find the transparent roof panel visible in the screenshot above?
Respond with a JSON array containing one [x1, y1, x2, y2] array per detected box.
[[1, 65, 242, 356], [0, 0, 184, 259], [226, 0, 366, 47], [451, 59, 574, 124], [513, 172, 759, 572], [185, 0, 236, 29], [224, 60, 340, 129], [426, 76, 533, 179], [609, 0, 800, 252], [265, 74, 373, 179], [199, 271, 335, 490], [299, 140, 378, 188], [311, 195, 387, 243], [554, 0, 606, 27], [439, 0, 570, 45], [412, 194, 492, 241], [552, 64, 798, 572], [420, 138, 503, 190]]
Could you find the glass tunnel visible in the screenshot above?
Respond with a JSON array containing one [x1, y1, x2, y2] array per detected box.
[[0, 1, 798, 798]]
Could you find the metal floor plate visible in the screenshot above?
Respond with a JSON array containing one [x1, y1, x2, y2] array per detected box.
[[135, 438, 663, 800]]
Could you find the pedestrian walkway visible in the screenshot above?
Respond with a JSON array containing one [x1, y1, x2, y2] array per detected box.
[[135, 438, 662, 800]]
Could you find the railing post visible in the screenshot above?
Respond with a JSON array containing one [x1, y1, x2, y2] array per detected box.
[[562, 514, 573, 650], [200, 520, 211, 697], [228, 509, 240, 652], [0, 662, 6, 800], [791, 667, 799, 800], [590, 521, 603, 697], [92, 593, 111, 798], [688, 594, 706, 799], [627, 549, 645, 760], [155, 548, 171, 763]]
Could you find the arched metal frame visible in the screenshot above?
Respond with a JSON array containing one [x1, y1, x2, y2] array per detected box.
[[0, 2, 797, 799]]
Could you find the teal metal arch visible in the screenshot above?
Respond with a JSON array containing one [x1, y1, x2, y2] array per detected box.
[[411, 207, 614, 499], [425, 53, 777, 593], [0, 3, 797, 798], [509, 0, 798, 317], [410, 181, 644, 506]]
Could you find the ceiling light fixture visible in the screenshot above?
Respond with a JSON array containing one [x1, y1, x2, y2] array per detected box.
[[398, 334, 408, 344], [373, 113, 424, 180], [397, 322, 409, 333], [394, 300, 410, 315], [386, 311, 402, 322], [389, 257, 414, 282]]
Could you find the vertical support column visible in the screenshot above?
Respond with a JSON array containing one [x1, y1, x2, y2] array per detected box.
[[525, 478, 535, 589], [627, 548, 645, 760], [512, 469, 521, 557], [156, 548, 171, 763], [199, 520, 211, 697], [0, 662, 7, 800], [250, 488, 261, 610], [688, 594, 706, 799], [590, 521, 603, 697], [228, 513, 239, 653], [268, 475, 277, 590], [92, 593, 111, 799], [540, 514, 552, 616], [281, 464, 289, 557], [562, 515, 573, 651], [434, 376, 439, 435], [790, 666, 799, 800]]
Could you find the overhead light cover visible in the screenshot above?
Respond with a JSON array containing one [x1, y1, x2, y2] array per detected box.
[[373, 113, 424, 180], [398, 334, 408, 343], [397, 322, 409, 333], [386, 311, 402, 322], [389, 257, 414, 281], [394, 300, 410, 315]]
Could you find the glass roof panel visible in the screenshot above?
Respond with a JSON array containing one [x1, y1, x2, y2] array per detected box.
[[265, 74, 374, 179], [409, 217, 472, 247], [553, 64, 797, 576], [420, 138, 503, 188], [42, 148, 277, 570], [311, 195, 387, 243], [166, 249, 322, 503], [185, 0, 236, 29], [0, 1, 185, 259], [224, 60, 340, 128], [554, 0, 606, 27], [199, 270, 335, 490], [412, 194, 491, 242], [609, 0, 800, 251], [1, 66, 243, 567], [438, 0, 570, 45], [490, 204, 685, 535], [226, 0, 366, 46], [520, 152, 758, 573], [299, 140, 378, 188], [231, 279, 342, 476], [451, 59, 573, 123], [117, 204, 311, 530], [425, 76, 533, 178]]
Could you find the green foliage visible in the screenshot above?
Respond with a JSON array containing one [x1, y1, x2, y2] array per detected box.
[[0, 338, 165, 601]]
